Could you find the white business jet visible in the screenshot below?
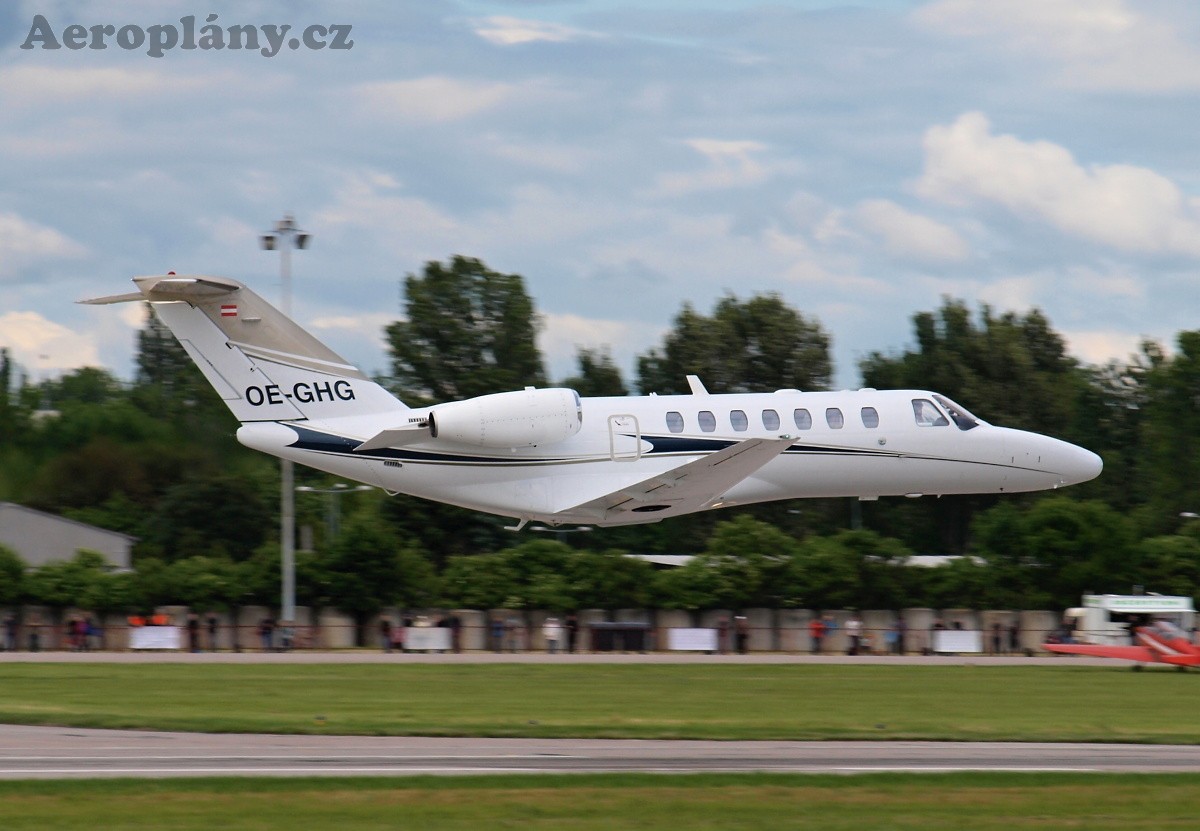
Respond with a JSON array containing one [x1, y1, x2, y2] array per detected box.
[[84, 275, 1102, 529]]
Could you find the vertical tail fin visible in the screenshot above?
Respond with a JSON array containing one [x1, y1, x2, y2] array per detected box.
[[83, 274, 406, 423]]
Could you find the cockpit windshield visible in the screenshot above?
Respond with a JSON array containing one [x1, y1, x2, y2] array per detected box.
[[933, 394, 983, 431]]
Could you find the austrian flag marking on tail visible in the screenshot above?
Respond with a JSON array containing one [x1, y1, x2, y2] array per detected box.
[[221, 304, 238, 318]]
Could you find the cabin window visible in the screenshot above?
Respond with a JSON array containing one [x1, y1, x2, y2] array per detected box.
[[698, 410, 717, 432], [861, 407, 879, 428], [730, 410, 748, 431], [793, 408, 812, 430], [826, 407, 844, 429], [762, 409, 780, 430], [912, 398, 949, 427], [665, 411, 685, 433]]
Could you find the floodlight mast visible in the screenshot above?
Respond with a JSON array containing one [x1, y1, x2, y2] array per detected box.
[[260, 213, 309, 632]]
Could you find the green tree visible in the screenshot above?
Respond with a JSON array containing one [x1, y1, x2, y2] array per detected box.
[[386, 256, 546, 404], [141, 474, 273, 562], [565, 549, 652, 609], [686, 515, 800, 609], [0, 543, 24, 607], [442, 552, 518, 610], [24, 550, 111, 611], [973, 498, 1137, 608], [637, 294, 831, 394], [782, 530, 914, 610], [320, 515, 437, 642], [1137, 331, 1200, 535], [561, 347, 628, 397], [1135, 535, 1200, 598]]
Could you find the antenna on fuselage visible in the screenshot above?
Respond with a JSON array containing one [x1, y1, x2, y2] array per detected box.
[[686, 375, 709, 395]]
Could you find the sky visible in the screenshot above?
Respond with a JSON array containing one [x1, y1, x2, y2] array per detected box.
[[1, 0, 1198, 393]]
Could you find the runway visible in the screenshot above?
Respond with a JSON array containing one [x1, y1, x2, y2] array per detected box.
[[0, 651, 1189, 779], [3, 725, 1200, 779]]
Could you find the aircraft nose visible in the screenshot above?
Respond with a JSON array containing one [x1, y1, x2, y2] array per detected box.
[[1001, 429, 1103, 490], [1063, 444, 1103, 486]]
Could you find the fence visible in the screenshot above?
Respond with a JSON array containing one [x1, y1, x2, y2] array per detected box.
[[0, 605, 1080, 654]]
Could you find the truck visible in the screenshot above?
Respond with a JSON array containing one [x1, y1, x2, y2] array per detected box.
[[1061, 594, 1195, 645]]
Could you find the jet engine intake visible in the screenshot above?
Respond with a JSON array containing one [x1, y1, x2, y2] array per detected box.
[[428, 387, 582, 449]]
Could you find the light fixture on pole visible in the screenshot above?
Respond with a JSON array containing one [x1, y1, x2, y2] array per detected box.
[[261, 213, 309, 629], [296, 483, 373, 542]]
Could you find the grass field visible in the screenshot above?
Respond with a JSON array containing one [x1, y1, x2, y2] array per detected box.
[[0, 662, 1196, 742], [4, 773, 1200, 830]]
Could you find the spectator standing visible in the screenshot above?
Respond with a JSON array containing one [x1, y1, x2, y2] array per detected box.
[[259, 617, 274, 652], [505, 614, 521, 652], [845, 613, 863, 656], [543, 616, 562, 654], [380, 618, 393, 653], [187, 613, 201, 653], [565, 614, 579, 653], [490, 616, 505, 653], [885, 624, 899, 655], [207, 613, 219, 651], [3, 613, 16, 651], [734, 615, 749, 654], [808, 615, 826, 654]]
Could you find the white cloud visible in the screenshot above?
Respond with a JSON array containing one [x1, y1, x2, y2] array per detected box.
[[538, 312, 663, 385], [0, 311, 100, 372], [0, 212, 87, 278], [1064, 267, 1144, 300], [312, 171, 461, 259], [470, 16, 596, 46], [915, 0, 1200, 92], [354, 76, 526, 124], [0, 66, 176, 108], [853, 199, 970, 263], [648, 139, 798, 197], [916, 112, 1200, 257], [1062, 329, 1148, 367]]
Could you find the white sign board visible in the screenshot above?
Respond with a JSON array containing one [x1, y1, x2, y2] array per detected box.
[[668, 628, 718, 652], [130, 627, 181, 650], [403, 627, 451, 651], [933, 629, 982, 653]]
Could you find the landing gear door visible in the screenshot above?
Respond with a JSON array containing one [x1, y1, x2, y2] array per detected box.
[[607, 414, 642, 462]]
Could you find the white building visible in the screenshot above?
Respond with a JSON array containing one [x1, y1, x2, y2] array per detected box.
[[0, 502, 133, 569]]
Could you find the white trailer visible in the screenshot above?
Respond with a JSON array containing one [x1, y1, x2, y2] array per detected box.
[[1063, 594, 1195, 645]]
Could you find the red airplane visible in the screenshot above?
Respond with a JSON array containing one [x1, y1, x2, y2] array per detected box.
[[1044, 620, 1200, 669]]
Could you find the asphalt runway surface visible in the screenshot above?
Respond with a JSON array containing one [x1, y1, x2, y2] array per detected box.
[[4, 726, 1200, 779], [2, 651, 1195, 779]]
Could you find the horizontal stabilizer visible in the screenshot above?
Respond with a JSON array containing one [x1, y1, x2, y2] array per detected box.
[[354, 419, 432, 452], [78, 292, 144, 305]]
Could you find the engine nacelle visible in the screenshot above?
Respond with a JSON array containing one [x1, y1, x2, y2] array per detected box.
[[428, 387, 582, 449]]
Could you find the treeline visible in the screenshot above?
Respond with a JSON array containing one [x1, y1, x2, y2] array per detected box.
[[1, 255, 1199, 617]]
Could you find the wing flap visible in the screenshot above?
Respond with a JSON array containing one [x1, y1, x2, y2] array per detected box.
[[556, 436, 794, 522]]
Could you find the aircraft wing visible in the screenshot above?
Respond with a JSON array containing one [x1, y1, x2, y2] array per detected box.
[[1043, 643, 1159, 662], [555, 436, 795, 523]]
